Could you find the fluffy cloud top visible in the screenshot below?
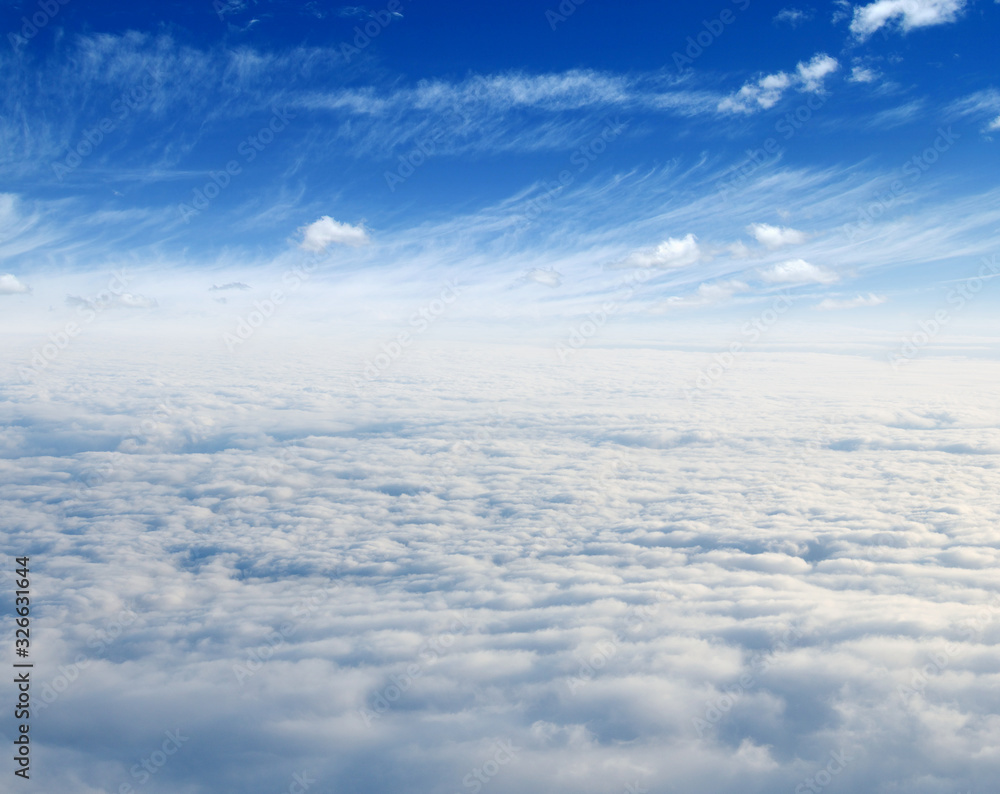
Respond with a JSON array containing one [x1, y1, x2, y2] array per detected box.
[[719, 54, 838, 114], [299, 216, 370, 251], [795, 54, 840, 91], [620, 233, 702, 269], [759, 258, 839, 284], [850, 0, 966, 38], [3, 335, 999, 793], [747, 223, 808, 249], [0, 273, 30, 294]]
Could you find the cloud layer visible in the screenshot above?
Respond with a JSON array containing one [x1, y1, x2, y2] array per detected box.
[[2, 334, 999, 793]]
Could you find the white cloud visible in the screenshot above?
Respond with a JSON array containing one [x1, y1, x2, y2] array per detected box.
[[718, 72, 792, 114], [758, 258, 839, 284], [814, 293, 887, 309], [619, 233, 703, 269], [299, 216, 370, 251], [795, 54, 840, 92], [4, 337, 1000, 793], [946, 90, 1000, 134], [774, 7, 812, 25], [848, 65, 879, 83], [747, 223, 807, 249], [0, 273, 30, 294], [850, 0, 966, 38], [663, 279, 749, 308], [718, 54, 838, 114]]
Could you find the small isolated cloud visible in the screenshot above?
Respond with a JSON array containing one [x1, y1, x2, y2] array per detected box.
[[617, 234, 702, 269], [796, 53, 840, 92], [719, 53, 838, 113], [719, 72, 792, 113], [337, 6, 368, 17], [210, 282, 251, 291], [519, 268, 562, 288], [849, 65, 879, 83], [0, 273, 30, 294], [117, 293, 158, 309], [988, 116, 1000, 132], [850, 0, 966, 38], [759, 259, 838, 284], [299, 216, 370, 252], [815, 293, 886, 310], [774, 8, 813, 26], [663, 279, 748, 308], [748, 223, 807, 249]]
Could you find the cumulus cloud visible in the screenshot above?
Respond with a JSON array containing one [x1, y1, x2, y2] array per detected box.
[[4, 337, 999, 794], [719, 54, 838, 113], [299, 215, 370, 251], [850, 0, 966, 38], [616, 234, 702, 269], [747, 223, 808, 249], [795, 53, 840, 92], [0, 273, 30, 294], [814, 292, 887, 309], [718, 72, 792, 114], [848, 65, 879, 83], [758, 258, 839, 284]]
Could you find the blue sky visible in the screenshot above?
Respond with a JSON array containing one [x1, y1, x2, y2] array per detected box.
[[1, 0, 999, 334]]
